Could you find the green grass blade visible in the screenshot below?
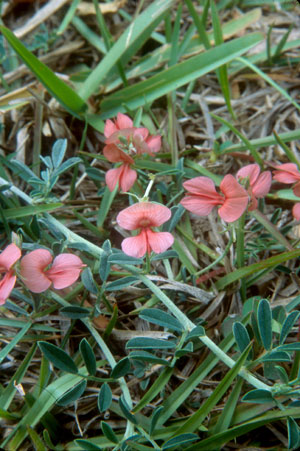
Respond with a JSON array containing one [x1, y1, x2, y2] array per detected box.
[[210, 0, 235, 119], [0, 344, 37, 410], [216, 249, 300, 290], [235, 56, 300, 112], [0, 27, 87, 117], [100, 33, 263, 117], [0, 322, 31, 364], [211, 113, 263, 166], [3, 203, 63, 219], [1, 373, 84, 450], [174, 343, 252, 435], [79, 0, 173, 100], [186, 407, 300, 450]]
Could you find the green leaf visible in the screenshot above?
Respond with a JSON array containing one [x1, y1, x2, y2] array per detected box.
[[262, 351, 291, 362], [126, 337, 176, 350], [162, 433, 198, 450], [80, 338, 97, 376], [139, 308, 183, 332], [119, 395, 138, 425], [280, 311, 300, 345], [81, 267, 98, 295], [242, 389, 274, 404], [51, 139, 67, 168], [216, 249, 300, 290], [60, 306, 90, 319], [257, 299, 272, 351], [100, 33, 263, 116], [130, 351, 170, 366], [98, 383, 112, 413], [2, 203, 62, 219], [101, 421, 119, 444], [277, 343, 300, 352], [287, 417, 300, 450], [38, 341, 78, 374], [56, 379, 87, 406], [106, 276, 140, 291], [186, 326, 206, 340], [233, 322, 251, 354], [0, 27, 86, 116], [75, 439, 102, 450], [150, 406, 164, 436], [110, 357, 131, 379], [108, 252, 143, 266]]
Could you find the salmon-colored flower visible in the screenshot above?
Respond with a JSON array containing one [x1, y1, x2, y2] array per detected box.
[[293, 203, 300, 221], [20, 249, 85, 293], [0, 243, 21, 305], [180, 174, 249, 222], [116, 202, 174, 258], [103, 113, 161, 192], [273, 163, 300, 197], [236, 164, 272, 210]]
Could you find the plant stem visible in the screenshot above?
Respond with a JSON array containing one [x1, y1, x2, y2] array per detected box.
[[236, 213, 246, 301], [251, 209, 293, 251]]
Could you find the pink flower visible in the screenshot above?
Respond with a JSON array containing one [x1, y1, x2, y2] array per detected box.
[[180, 174, 249, 222], [103, 113, 161, 192], [293, 203, 300, 221], [116, 202, 174, 258], [104, 113, 161, 157], [236, 164, 272, 210], [20, 249, 85, 293], [0, 243, 21, 305], [273, 163, 300, 197], [105, 163, 137, 192]]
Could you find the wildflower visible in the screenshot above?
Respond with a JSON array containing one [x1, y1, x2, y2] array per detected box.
[[180, 174, 249, 222], [236, 164, 272, 210], [20, 249, 85, 293], [103, 113, 161, 192], [273, 163, 300, 197], [116, 202, 174, 258], [0, 243, 21, 305], [293, 203, 300, 221]]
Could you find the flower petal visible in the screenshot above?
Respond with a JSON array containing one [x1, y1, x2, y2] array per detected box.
[[146, 135, 161, 153], [0, 243, 21, 271], [146, 230, 174, 254], [104, 119, 117, 138], [116, 113, 133, 129], [46, 254, 84, 289], [293, 203, 300, 221], [252, 171, 272, 198], [121, 232, 147, 258], [20, 249, 52, 293], [273, 163, 300, 184], [0, 271, 16, 305], [103, 144, 134, 164], [219, 174, 249, 222], [117, 202, 172, 230], [293, 181, 300, 197], [105, 166, 123, 191], [180, 194, 216, 216], [183, 176, 219, 196], [236, 164, 260, 186], [119, 164, 137, 192]]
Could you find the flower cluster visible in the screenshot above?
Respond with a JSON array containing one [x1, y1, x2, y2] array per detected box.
[[102, 115, 300, 258], [103, 113, 161, 192], [180, 164, 272, 223], [0, 245, 85, 305]]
